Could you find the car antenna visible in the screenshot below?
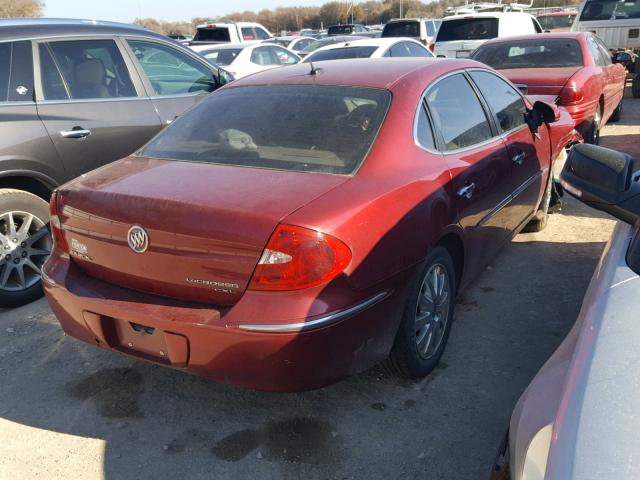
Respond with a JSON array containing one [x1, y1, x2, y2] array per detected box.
[[309, 61, 321, 76]]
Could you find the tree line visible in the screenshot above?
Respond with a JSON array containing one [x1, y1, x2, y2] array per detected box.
[[0, 0, 579, 36]]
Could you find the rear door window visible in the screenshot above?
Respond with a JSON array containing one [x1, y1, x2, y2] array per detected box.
[[425, 73, 493, 150], [141, 85, 391, 175], [41, 39, 137, 100], [251, 46, 277, 65], [437, 18, 499, 41], [469, 70, 527, 133], [405, 42, 433, 57], [0, 43, 10, 102], [270, 46, 299, 64], [201, 48, 242, 66], [127, 40, 217, 95], [416, 102, 436, 150]]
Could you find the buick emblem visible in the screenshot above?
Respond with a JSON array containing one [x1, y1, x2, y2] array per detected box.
[[127, 225, 149, 253]]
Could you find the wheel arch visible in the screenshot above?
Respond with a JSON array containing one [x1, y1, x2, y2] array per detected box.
[[0, 170, 58, 202], [436, 231, 464, 291]]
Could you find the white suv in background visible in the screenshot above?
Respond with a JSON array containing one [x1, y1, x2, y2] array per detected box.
[[381, 18, 443, 49], [433, 12, 543, 58], [190, 21, 273, 46]]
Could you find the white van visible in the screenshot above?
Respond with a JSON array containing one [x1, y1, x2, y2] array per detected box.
[[433, 12, 543, 58], [571, 0, 640, 50]]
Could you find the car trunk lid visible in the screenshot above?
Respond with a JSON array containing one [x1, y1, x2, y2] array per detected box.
[[57, 156, 348, 305], [499, 67, 582, 96]]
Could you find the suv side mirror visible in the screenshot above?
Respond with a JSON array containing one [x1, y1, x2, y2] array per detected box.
[[561, 144, 640, 225]]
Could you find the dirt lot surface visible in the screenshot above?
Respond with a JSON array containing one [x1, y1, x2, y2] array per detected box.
[[0, 89, 637, 480]]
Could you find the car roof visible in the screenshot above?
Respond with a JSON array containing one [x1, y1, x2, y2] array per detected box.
[[443, 12, 535, 20], [480, 31, 587, 45], [386, 18, 439, 22], [537, 11, 577, 16], [228, 57, 482, 90], [0, 17, 168, 42], [311, 37, 421, 51]]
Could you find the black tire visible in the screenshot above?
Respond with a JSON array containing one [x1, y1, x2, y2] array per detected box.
[[609, 100, 622, 122], [523, 172, 553, 233], [633, 76, 640, 99], [584, 104, 602, 144], [0, 189, 51, 308], [384, 246, 456, 378]]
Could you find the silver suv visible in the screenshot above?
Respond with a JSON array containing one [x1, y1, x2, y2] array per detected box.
[[0, 18, 231, 307]]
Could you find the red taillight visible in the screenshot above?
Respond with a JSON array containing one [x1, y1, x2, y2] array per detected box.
[[558, 85, 584, 105], [248, 224, 352, 291], [49, 191, 68, 252], [428, 43, 435, 52]]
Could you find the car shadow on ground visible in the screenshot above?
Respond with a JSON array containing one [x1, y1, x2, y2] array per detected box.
[[0, 206, 609, 479]]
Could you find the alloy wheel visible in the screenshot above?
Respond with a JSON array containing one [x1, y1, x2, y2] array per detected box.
[[0, 211, 52, 292], [414, 263, 451, 359]]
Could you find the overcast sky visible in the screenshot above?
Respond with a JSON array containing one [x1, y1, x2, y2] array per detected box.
[[44, 0, 329, 23]]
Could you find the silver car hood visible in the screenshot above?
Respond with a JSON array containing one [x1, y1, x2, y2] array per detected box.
[[544, 221, 640, 479]]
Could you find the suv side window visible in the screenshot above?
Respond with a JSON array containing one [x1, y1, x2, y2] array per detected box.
[[470, 70, 527, 133], [426, 73, 492, 151], [0, 43, 10, 102], [42, 39, 137, 100], [127, 40, 218, 95], [254, 27, 271, 40], [241, 27, 256, 41]]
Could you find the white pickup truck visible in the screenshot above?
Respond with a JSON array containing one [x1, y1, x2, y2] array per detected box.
[[190, 21, 273, 46]]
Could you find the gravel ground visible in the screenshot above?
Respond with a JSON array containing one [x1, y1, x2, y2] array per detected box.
[[0, 88, 637, 480]]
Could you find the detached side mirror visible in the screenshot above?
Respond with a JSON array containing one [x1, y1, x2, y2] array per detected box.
[[560, 144, 640, 225], [526, 100, 560, 136]]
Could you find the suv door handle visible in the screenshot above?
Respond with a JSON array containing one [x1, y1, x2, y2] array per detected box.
[[512, 152, 526, 165], [457, 182, 476, 199], [60, 128, 91, 139]]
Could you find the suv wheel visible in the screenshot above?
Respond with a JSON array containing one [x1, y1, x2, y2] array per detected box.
[[0, 189, 52, 308], [384, 247, 456, 378]]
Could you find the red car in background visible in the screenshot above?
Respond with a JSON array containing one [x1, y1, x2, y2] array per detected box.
[[472, 32, 627, 144], [43, 59, 578, 392], [536, 11, 577, 32]]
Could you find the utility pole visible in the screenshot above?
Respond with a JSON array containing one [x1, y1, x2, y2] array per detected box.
[[400, 0, 404, 19]]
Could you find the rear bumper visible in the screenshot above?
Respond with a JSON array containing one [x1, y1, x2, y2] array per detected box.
[[43, 253, 404, 392]]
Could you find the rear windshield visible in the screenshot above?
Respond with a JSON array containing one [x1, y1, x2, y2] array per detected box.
[[472, 38, 584, 68], [580, 0, 640, 20], [193, 27, 231, 42], [382, 21, 420, 37], [328, 25, 354, 35], [537, 14, 576, 29], [305, 46, 377, 62], [200, 48, 242, 65], [140, 85, 391, 175], [437, 18, 499, 41]]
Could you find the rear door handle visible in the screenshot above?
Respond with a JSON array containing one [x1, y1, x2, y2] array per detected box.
[[457, 182, 476, 199], [512, 152, 526, 165], [60, 128, 91, 139]]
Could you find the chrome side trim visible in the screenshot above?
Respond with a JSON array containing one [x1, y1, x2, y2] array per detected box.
[[237, 291, 389, 333], [476, 171, 542, 227]]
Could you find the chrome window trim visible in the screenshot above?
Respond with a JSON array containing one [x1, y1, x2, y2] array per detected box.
[[36, 97, 151, 106], [238, 291, 389, 333], [0, 101, 34, 107]]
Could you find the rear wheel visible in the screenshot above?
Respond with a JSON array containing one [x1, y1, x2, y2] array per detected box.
[[384, 247, 456, 378], [584, 104, 601, 145], [0, 189, 52, 308]]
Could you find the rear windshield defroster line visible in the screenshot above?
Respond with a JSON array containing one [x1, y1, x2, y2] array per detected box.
[[140, 84, 392, 175]]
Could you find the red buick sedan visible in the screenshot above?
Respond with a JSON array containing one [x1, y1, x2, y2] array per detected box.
[[472, 32, 626, 144], [43, 59, 578, 391]]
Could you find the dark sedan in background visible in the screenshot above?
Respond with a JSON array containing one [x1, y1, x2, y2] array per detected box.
[[0, 18, 230, 307]]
